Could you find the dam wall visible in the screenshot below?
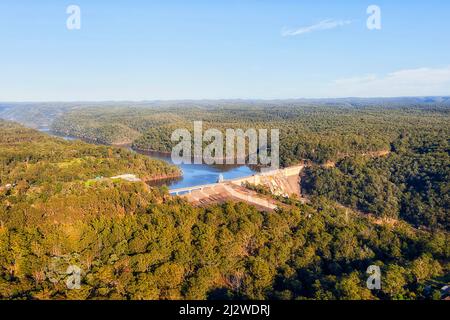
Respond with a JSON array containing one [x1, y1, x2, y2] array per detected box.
[[229, 165, 304, 197], [172, 165, 304, 209]]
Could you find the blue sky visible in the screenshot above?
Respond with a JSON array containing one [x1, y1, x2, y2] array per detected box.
[[1, 0, 449, 101]]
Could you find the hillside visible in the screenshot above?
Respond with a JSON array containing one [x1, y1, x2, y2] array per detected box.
[[0, 120, 448, 300], [46, 102, 450, 231], [48, 100, 450, 166], [0, 120, 180, 184]]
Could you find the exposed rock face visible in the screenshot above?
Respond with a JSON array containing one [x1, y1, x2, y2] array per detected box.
[[110, 174, 142, 182], [185, 183, 278, 211], [175, 166, 304, 210], [230, 166, 303, 198]]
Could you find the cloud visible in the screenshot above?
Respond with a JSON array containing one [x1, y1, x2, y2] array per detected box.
[[282, 19, 352, 37], [330, 66, 450, 97]]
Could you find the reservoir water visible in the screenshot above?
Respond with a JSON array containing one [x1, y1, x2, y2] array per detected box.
[[139, 150, 257, 190], [40, 129, 257, 190]]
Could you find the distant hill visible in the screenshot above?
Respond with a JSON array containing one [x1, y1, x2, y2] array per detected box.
[[1, 97, 449, 129]]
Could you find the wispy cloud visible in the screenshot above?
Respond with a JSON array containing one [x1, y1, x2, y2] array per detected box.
[[282, 19, 352, 37], [330, 66, 450, 97]]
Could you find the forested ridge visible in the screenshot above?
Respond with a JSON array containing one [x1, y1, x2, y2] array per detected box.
[[49, 102, 449, 231], [302, 130, 449, 231], [0, 100, 449, 300], [50, 101, 449, 166], [0, 120, 448, 300], [0, 120, 180, 185]]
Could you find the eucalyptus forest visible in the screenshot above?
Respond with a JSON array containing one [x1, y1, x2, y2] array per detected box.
[[0, 99, 448, 300]]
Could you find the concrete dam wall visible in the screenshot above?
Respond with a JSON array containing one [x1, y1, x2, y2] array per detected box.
[[229, 165, 304, 198], [173, 165, 304, 210]]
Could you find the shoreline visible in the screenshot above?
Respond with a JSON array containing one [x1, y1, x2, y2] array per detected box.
[[44, 129, 184, 183], [144, 172, 183, 183]]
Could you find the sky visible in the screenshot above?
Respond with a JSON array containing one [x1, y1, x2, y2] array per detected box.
[[0, 0, 450, 101]]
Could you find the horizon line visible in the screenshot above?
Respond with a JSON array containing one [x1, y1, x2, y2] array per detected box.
[[1, 95, 450, 104]]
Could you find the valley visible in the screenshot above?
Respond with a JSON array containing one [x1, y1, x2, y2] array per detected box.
[[0, 100, 448, 301], [1, 0, 450, 306]]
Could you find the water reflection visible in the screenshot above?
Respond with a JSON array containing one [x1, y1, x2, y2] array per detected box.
[[39, 128, 258, 190], [137, 151, 257, 189]]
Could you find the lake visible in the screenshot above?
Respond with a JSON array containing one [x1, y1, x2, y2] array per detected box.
[[139, 150, 257, 189], [41, 129, 257, 190]]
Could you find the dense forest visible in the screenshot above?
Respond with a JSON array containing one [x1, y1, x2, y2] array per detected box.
[[49, 100, 449, 166], [48, 101, 449, 232], [302, 130, 449, 231], [0, 120, 180, 186], [0, 99, 449, 300]]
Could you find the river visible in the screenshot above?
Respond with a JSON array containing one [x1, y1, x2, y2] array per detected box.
[[40, 128, 257, 190]]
